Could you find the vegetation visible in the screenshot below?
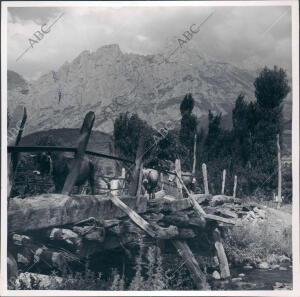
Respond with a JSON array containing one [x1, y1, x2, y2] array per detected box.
[[113, 65, 291, 201], [10, 245, 191, 290], [224, 211, 292, 266]]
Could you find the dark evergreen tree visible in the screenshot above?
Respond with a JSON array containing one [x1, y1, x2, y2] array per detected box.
[[254, 66, 290, 109], [114, 112, 154, 162]]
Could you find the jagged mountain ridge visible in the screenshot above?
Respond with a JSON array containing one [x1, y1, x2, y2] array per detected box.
[[7, 44, 290, 136]]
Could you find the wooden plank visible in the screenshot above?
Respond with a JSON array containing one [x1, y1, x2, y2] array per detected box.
[[213, 228, 230, 279], [62, 111, 95, 195], [172, 240, 210, 290], [8, 194, 147, 232]]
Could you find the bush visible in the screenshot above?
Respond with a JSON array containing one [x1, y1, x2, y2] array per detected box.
[[224, 218, 292, 265]]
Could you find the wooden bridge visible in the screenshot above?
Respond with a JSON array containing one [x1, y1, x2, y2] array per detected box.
[[7, 109, 249, 290]]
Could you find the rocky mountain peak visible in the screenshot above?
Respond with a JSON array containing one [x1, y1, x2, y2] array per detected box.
[[9, 43, 289, 137]]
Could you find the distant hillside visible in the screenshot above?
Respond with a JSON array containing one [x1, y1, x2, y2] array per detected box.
[[20, 128, 117, 176], [20, 128, 114, 154]]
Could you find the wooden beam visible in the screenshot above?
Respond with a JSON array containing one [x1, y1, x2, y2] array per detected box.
[[172, 240, 210, 290], [8, 194, 147, 232], [175, 172, 206, 217], [109, 194, 178, 239], [62, 111, 95, 195]]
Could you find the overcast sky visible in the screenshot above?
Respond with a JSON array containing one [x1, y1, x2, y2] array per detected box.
[[7, 5, 292, 81]]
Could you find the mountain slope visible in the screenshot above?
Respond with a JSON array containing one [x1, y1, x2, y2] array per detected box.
[[8, 44, 291, 138]]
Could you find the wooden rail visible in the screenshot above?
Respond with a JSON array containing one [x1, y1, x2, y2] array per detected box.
[[8, 146, 134, 164]]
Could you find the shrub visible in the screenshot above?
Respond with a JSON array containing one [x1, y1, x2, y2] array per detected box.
[[224, 218, 292, 265]]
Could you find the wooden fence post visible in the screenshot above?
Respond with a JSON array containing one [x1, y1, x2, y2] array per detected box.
[[176, 173, 231, 279], [233, 175, 237, 198], [175, 159, 183, 199], [202, 163, 209, 194], [221, 169, 226, 195], [192, 134, 197, 176], [276, 134, 282, 208], [62, 111, 95, 195]]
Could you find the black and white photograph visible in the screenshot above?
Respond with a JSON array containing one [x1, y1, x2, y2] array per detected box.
[[1, 1, 299, 295]]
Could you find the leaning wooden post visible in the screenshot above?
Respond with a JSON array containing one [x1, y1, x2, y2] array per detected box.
[[233, 175, 237, 198], [202, 163, 209, 194], [172, 240, 210, 289], [175, 159, 183, 199], [8, 107, 27, 198], [221, 169, 226, 195], [276, 134, 282, 209], [213, 228, 230, 279], [176, 172, 231, 279], [62, 111, 95, 195]]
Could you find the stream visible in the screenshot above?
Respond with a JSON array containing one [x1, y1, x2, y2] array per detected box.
[[212, 267, 293, 290]]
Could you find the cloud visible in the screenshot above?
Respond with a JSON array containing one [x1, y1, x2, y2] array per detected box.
[[6, 5, 292, 81]]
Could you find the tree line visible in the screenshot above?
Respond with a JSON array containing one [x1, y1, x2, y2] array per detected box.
[[113, 66, 291, 201]]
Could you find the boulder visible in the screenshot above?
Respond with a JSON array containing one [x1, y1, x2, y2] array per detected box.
[[258, 262, 269, 269], [212, 270, 221, 280]]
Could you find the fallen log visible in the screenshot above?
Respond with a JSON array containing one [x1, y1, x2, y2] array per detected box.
[[8, 194, 147, 232], [175, 173, 206, 217]]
